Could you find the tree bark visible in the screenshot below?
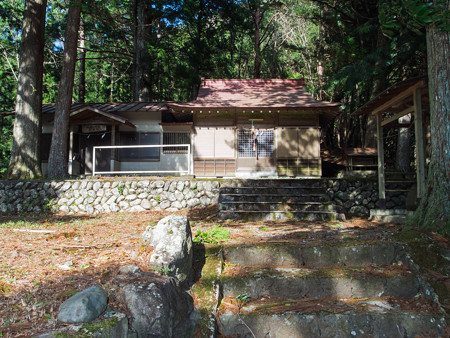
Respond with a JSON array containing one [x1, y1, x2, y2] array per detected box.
[[78, 18, 86, 103], [47, 0, 82, 179], [6, 0, 47, 179], [252, 5, 262, 79], [133, 0, 152, 101], [410, 4, 450, 234]]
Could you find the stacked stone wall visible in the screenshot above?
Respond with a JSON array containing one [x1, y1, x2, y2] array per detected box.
[[325, 179, 407, 216], [0, 178, 407, 216], [0, 179, 220, 214]]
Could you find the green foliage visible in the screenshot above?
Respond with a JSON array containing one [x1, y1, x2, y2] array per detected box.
[[193, 226, 230, 245], [379, 0, 450, 38], [0, 116, 13, 175], [155, 264, 170, 276], [236, 293, 251, 303]]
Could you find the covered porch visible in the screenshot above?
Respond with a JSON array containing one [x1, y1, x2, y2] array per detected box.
[[354, 76, 429, 209]]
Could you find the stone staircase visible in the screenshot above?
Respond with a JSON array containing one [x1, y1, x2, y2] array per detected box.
[[385, 171, 417, 207], [218, 179, 344, 221], [215, 240, 447, 337]]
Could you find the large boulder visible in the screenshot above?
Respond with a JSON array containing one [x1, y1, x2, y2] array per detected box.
[[121, 274, 193, 337], [58, 286, 108, 323], [142, 214, 193, 285]]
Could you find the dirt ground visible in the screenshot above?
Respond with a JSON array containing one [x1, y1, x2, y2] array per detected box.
[[0, 206, 448, 337]]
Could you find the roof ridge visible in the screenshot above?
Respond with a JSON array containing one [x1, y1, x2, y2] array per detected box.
[[202, 78, 305, 87]]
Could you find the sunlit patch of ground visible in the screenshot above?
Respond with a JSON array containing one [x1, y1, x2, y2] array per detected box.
[[0, 207, 447, 336]]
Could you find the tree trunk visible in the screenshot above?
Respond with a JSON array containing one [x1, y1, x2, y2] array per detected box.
[[395, 114, 411, 173], [78, 19, 86, 103], [133, 0, 152, 101], [253, 6, 262, 79], [6, 0, 47, 179], [410, 8, 450, 234], [47, 0, 81, 179]]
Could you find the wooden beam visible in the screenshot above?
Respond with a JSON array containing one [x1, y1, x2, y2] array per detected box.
[[371, 80, 424, 116], [376, 113, 386, 207], [382, 123, 412, 129], [414, 88, 426, 199], [381, 106, 414, 126]]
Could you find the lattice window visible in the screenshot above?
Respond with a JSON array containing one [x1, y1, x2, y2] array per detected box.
[[257, 130, 274, 157], [238, 130, 255, 157], [163, 132, 190, 154], [238, 129, 274, 158]]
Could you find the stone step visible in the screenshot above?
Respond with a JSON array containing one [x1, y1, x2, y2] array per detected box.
[[224, 242, 404, 268], [221, 267, 420, 300], [222, 179, 324, 188], [219, 193, 329, 203], [217, 210, 342, 221], [217, 298, 446, 338], [219, 186, 325, 195], [218, 201, 336, 212]]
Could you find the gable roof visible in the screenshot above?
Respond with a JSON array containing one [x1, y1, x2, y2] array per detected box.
[[41, 102, 169, 127], [353, 76, 428, 116], [167, 78, 341, 126], [42, 102, 167, 115], [169, 79, 340, 109]]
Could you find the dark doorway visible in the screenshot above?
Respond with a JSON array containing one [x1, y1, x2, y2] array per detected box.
[[79, 132, 111, 174]]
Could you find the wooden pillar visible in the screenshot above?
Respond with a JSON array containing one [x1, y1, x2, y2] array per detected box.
[[376, 113, 386, 208], [68, 129, 74, 176], [414, 88, 426, 200], [110, 125, 117, 172]]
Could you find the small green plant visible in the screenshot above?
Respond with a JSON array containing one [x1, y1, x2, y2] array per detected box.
[[156, 265, 170, 275], [259, 226, 269, 231], [235, 293, 251, 307], [154, 195, 160, 203], [44, 199, 54, 211], [193, 226, 230, 245], [117, 184, 125, 195]]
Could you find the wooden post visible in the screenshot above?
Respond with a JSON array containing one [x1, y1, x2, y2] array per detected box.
[[110, 125, 117, 172], [414, 88, 426, 200], [68, 130, 74, 176], [376, 113, 386, 208]]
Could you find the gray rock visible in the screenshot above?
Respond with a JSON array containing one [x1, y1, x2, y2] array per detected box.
[[175, 190, 184, 201], [119, 265, 142, 276], [160, 200, 171, 209], [141, 199, 151, 209], [171, 201, 183, 209], [60, 182, 72, 192], [58, 286, 108, 323], [121, 276, 193, 338], [142, 215, 193, 284]]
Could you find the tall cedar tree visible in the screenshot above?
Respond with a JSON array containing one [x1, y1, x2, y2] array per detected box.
[[411, 0, 450, 233], [133, 0, 153, 101], [6, 0, 47, 179], [47, 0, 82, 178]]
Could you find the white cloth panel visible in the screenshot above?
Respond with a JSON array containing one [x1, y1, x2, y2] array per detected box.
[[194, 128, 215, 158], [214, 128, 235, 158]]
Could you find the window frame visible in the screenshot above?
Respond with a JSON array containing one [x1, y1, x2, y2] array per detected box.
[[118, 132, 160, 161], [162, 132, 190, 154]]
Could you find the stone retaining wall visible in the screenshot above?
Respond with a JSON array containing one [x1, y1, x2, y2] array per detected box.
[[325, 179, 407, 216], [0, 178, 407, 216]]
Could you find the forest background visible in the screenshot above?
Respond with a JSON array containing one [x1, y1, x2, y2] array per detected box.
[[0, 0, 448, 231], [0, 0, 437, 171]]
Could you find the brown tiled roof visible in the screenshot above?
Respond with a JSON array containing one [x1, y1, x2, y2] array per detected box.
[[42, 102, 167, 114], [168, 79, 340, 109], [353, 76, 428, 116]]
